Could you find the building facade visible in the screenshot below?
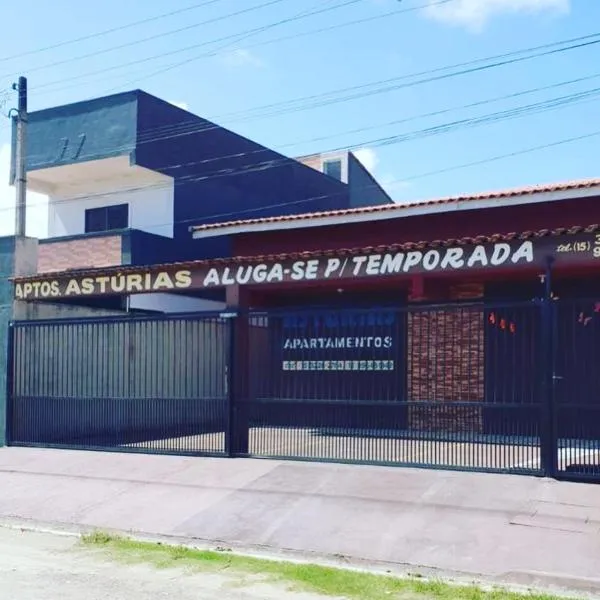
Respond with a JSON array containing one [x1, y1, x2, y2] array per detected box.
[[296, 150, 392, 208], [7, 158, 600, 480], [11, 90, 390, 314]]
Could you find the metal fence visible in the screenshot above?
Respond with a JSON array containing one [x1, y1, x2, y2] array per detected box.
[[9, 313, 230, 455], [243, 303, 545, 475], [552, 298, 600, 483], [6, 299, 600, 482]]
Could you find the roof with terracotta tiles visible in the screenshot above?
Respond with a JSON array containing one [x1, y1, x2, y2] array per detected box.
[[191, 177, 600, 234], [13, 224, 600, 283]]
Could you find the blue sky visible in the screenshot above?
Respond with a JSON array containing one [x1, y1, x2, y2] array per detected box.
[[0, 0, 599, 235]]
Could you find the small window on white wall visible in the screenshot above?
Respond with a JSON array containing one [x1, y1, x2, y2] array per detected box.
[[323, 159, 342, 180], [85, 204, 129, 233]]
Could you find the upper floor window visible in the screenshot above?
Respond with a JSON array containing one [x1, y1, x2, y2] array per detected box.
[[84, 204, 129, 233], [323, 159, 342, 181]]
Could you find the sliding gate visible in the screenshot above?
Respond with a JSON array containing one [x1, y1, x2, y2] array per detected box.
[[8, 313, 230, 456], [6, 302, 600, 482], [243, 303, 547, 475]]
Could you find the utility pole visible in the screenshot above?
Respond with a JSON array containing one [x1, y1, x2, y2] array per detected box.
[[12, 76, 27, 237]]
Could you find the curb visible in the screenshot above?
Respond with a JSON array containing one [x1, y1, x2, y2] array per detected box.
[[0, 515, 597, 598]]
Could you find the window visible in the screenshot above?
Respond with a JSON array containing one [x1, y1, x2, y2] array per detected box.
[[323, 159, 342, 181], [84, 204, 129, 233]]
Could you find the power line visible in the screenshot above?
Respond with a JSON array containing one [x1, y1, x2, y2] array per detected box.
[[22, 75, 600, 177], [278, 71, 600, 148], [23, 76, 600, 173], [4, 68, 592, 141], [402, 130, 600, 184], [12, 128, 600, 238], [0, 0, 227, 64], [32, 0, 453, 98], [30, 0, 447, 94], [129, 83, 600, 175], [16, 81, 600, 220], [219, 40, 600, 122], [113, 0, 364, 96], [124, 35, 600, 148], [214, 31, 600, 120], [108, 0, 456, 92], [61, 29, 600, 150], [2, 0, 294, 80]]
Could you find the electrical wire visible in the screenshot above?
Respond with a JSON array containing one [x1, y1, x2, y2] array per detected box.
[[29, 0, 449, 94], [402, 130, 600, 183], [9, 67, 595, 140], [47, 28, 600, 151], [0, 0, 227, 64], [23, 78, 600, 173], [212, 31, 600, 121], [107, 0, 456, 93], [13, 127, 600, 239], [111, 0, 364, 97], [278, 71, 600, 148], [1, 0, 295, 80], [2, 16, 599, 229], [31, 0, 454, 98], [14, 81, 600, 223], [79, 35, 600, 153]]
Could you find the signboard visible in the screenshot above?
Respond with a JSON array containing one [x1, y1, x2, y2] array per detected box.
[[14, 233, 600, 301], [280, 311, 397, 372], [254, 310, 405, 406]]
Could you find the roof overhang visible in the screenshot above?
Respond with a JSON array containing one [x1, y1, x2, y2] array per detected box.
[[191, 180, 600, 239], [12, 225, 600, 302]]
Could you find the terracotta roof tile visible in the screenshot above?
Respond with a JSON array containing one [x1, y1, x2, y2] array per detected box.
[[191, 177, 600, 233], [13, 224, 600, 283]]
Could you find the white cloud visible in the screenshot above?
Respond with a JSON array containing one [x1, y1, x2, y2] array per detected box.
[[0, 143, 48, 239], [352, 148, 411, 199], [424, 0, 569, 31], [353, 148, 379, 173], [378, 174, 413, 200], [168, 100, 189, 111], [220, 49, 265, 69]]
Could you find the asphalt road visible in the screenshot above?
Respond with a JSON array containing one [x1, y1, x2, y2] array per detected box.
[[0, 527, 328, 600]]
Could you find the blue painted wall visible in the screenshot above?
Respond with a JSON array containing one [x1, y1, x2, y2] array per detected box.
[[347, 153, 392, 208], [11, 92, 138, 179], [16, 90, 355, 266], [133, 92, 351, 261]]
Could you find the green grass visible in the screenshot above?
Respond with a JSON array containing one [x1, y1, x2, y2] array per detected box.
[[81, 531, 577, 600]]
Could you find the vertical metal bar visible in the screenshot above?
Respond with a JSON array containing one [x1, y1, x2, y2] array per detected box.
[[540, 258, 557, 477], [225, 314, 236, 457], [5, 323, 15, 445]]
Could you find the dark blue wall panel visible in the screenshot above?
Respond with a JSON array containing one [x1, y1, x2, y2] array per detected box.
[[12, 92, 137, 177], [17, 90, 355, 267], [348, 153, 392, 208], [133, 92, 351, 261]]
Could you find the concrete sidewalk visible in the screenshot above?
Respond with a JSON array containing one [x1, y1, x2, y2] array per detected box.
[[0, 448, 599, 595]]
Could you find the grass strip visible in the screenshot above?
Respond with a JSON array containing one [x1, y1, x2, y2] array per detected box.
[[81, 531, 578, 600]]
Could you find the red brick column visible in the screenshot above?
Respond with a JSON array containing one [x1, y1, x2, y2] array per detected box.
[[407, 283, 484, 433]]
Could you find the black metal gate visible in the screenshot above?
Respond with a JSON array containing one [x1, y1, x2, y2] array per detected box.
[[242, 303, 547, 475], [6, 301, 600, 482], [8, 312, 230, 456], [552, 298, 600, 483]]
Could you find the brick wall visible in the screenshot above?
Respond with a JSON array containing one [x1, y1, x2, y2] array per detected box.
[[407, 283, 485, 433], [38, 236, 122, 273]]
